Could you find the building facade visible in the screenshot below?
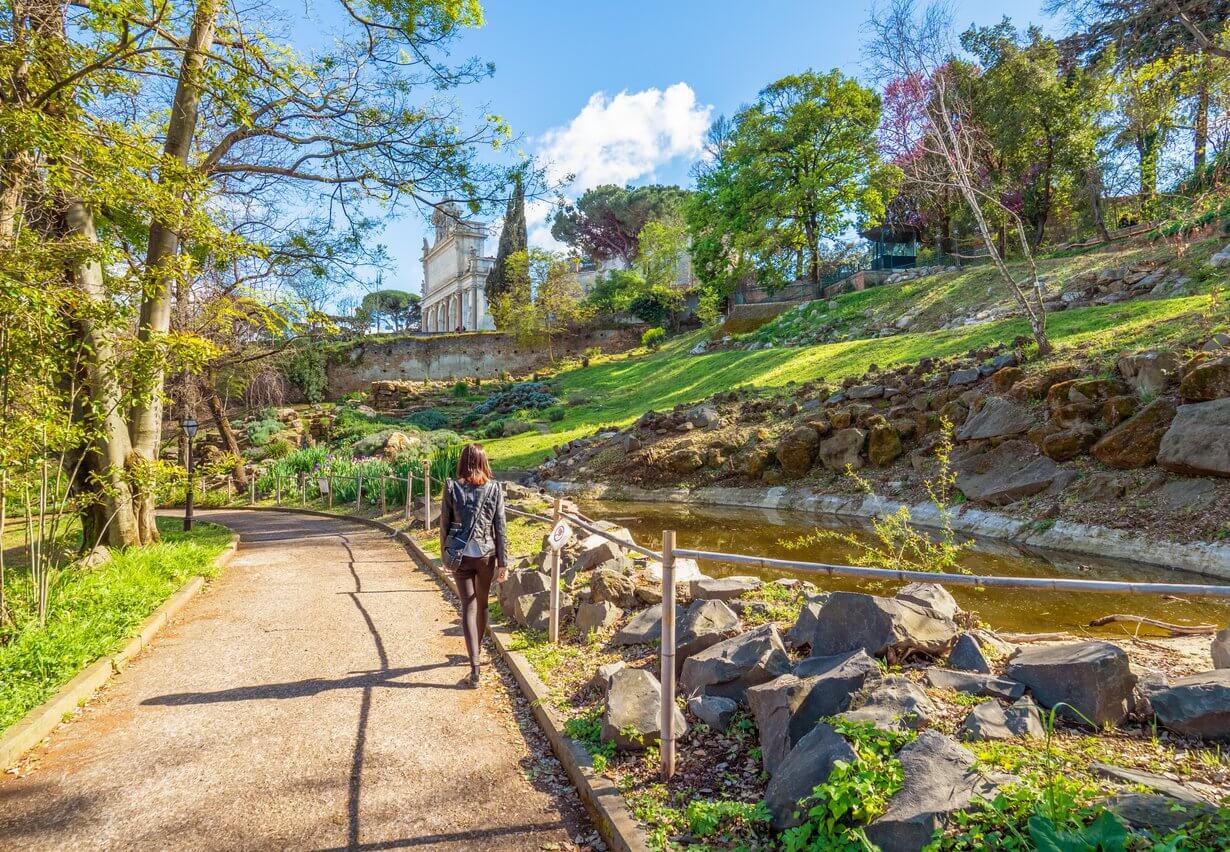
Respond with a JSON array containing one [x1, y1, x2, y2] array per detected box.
[[420, 203, 496, 333]]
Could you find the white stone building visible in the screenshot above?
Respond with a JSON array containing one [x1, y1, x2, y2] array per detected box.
[[420, 203, 496, 333]]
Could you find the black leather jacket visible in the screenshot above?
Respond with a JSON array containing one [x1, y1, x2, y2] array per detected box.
[[440, 479, 507, 567]]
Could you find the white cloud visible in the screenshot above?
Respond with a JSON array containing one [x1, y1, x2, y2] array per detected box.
[[529, 83, 712, 249]]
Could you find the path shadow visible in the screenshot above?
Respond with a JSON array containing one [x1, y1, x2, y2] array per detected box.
[[311, 821, 567, 851]]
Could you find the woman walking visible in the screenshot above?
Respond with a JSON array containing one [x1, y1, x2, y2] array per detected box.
[[440, 443, 507, 688]]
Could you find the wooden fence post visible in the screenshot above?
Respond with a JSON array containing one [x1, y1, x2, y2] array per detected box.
[[356, 475, 363, 509], [299, 472, 306, 506], [405, 469, 413, 522], [422, 460, 432, 533], [660, 529, 677, 783], [380, 476, 387, 515], [328, 476, 333, 509], [275, 475, 282, 505], [249, 476, 256, 505], [548, 497, 563, 644]]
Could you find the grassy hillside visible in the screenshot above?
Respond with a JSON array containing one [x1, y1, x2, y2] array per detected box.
[[484, 291, 1220, 469]]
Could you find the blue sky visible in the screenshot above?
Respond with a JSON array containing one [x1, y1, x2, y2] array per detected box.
[[308, 0, 1057, 303]]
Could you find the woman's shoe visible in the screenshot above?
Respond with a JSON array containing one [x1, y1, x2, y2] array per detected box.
[[467, 669, 481, 689]]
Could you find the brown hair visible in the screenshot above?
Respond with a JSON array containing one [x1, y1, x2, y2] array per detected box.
[[456, 443, 492, 486]]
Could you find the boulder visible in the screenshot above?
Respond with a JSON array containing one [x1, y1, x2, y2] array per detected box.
[[763, 723, 857, 830], [848, 383, 885, 399], [839, 676, 937, 732], [591, 567, 636, 608], [1144, 670, 1230, 739], [748, 649, 880, 774], [510, 590, 551, 631], [1091, 762, 1207, 804], [958, 696, 1045, 741], [1157, 398, 1230, 478], [732, 444, 774, 478], [785, 593, 828, 650], [676, 599, 742, 669], [1041, 425, 1100, 462], [868, 422, 904, 467], [955, 397, 1034, 441], [1004, 640, 1136, 726], [923, 668, 1024, 701], [895, 583, 960, 620], [612, 604, 683, 646], [954, 440, 1062, 505], [818, 428, 866, 471], [947, 633, 991, 674], [810, 592, 959, 660], [689, 576, 762, 601], [588, 660, 627, 693], [1106, 794, 1216, 834], [1213, 624, 1229, 670], [1091, 399, 1177, 469], [864, 731, 1005, 852], [665, 447, 704, 473], [570, 539, 629, 574], [575, 600, 622, 634], [1180, 355, 1230, 401], [687, 694, 738, 732], [776, 425, 822, 477], [948, 368, 981, 386], [601, 668, 687, 751], [1117, 349, 1181, 397], [680, 624, 793, 703]]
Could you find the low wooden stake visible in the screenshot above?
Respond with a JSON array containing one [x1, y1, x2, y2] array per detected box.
[[660, 529, 677, 782], [548, 497, 563, 644]]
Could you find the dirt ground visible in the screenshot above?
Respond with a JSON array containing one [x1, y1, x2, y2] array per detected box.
[[0, 509, 595, 851]]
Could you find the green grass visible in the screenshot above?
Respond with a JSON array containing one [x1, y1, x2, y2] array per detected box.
[[484, 292, 1217, 469], [0, 517, 232, 732]]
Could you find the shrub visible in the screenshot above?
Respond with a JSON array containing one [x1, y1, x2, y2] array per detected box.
[[484, 420, 506, 439], [451, 380, 469, 398], [546, 406, 566, 422], [405, 408, 450, 431], [265, 439, 294, 459], [282, 344, 328, 402], [245, 417, 282, 447], [642, 326, 666, 350]]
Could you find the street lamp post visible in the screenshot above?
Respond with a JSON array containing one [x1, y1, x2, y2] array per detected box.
[[182, 417, 199, 531]]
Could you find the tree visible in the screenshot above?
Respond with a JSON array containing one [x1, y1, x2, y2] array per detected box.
[[360, 290, 420, 332], [867, 0, 1054, 355], [688, 70, 900, 292], [551, 184, 690, 264], [485, 171, 527, 308], [491, 250, 594, 361]]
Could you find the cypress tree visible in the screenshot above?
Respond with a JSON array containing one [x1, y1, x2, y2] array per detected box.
[[485, 172, 527, 308]]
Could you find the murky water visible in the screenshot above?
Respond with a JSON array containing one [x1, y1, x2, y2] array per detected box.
[[579, 499, 1230, 635]]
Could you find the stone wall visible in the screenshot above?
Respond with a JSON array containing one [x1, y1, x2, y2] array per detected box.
[[322, 328, 640, 397]]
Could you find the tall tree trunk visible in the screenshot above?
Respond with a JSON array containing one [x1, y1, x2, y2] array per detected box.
[[1137, 131, 1160, 221], [129, 0, 223, 544], [1087, 165, 1111, 243], [205, 377, 248, 488], [62, 200, 141, 548]]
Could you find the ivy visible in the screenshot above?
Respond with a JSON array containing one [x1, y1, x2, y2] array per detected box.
[[282, 345, 329, 403]]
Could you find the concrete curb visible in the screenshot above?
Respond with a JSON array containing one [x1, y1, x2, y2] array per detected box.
[[0, 534, 239, 771], [224, 506, 651, 852], [542, 480, 1230, 581]]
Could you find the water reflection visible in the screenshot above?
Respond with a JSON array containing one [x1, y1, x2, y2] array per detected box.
[[581, 499, 1230, 634]]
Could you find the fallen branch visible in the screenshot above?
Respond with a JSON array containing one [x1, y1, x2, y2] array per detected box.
[[1000, 631, 1071, 643], [1088, 614, 1217, 637]]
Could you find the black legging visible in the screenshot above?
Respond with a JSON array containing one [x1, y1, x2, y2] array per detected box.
[[454, 554, 496, 670]]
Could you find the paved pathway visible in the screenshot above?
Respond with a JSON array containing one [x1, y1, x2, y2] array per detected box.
[[0, 510, 590, 851]]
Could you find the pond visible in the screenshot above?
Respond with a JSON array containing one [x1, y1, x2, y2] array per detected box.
[[578, 499, 1230, 635]]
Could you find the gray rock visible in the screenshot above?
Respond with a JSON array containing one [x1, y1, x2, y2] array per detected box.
[[570, 539, 629, 574], [1145, 669, 1230, 739], [839, 676, 937, 732], [1091, 762, 1206, 804], [954, 440, 1062, 505], [958, 696, 1045, 741], [611, 603, 683, 646], [1213, 624, 1230, 670], [1004, 640, 1136, 726], [924, 668, 1025, 701], [955, 396, 1035, 440], [689, 576, 763, 601], [748, 649, 880, 775], [763, 723, 857, 830], [601, 668, 687, 751], [818, 428, 867, 471], [785, 593, 829, 650], [947, 633, 991, 674], [677, 599, 742, 670], [1117, 349, 1181, 397], [575, 600, 622, 634], [510, 590, 551, 631], [687, 695, 738, 732], [896, 583, 960, 620], [1105, 794, 1216, 834], [848, 383, 885, 399], [810, 592, 959, 661], [1157, 398, 1230, 478], [591, 566, 637, 608], [680, 624, 793, 703], [499, 568, 549, 612], [588, 660, 627, 693], [865, 731, 1005, 852], [948, 368, 981, 386]]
